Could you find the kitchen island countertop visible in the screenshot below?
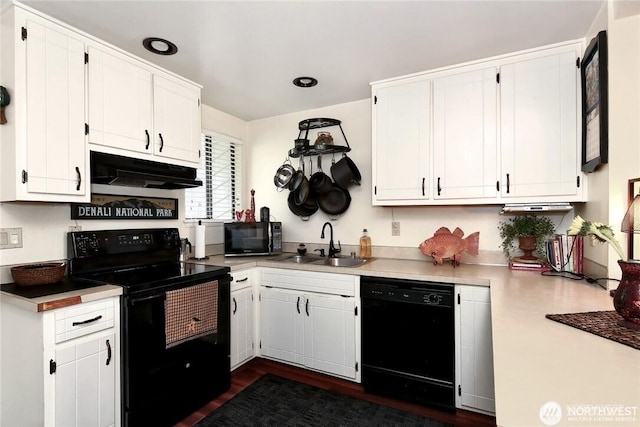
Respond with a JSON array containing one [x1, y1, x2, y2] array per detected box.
[[200, 254, 640, 427]]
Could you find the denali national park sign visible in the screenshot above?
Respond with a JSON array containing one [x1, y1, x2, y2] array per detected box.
[[71, 194, 178, 220]]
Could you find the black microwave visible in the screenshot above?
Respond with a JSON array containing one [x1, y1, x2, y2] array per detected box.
[[224, 222, 282, 256]]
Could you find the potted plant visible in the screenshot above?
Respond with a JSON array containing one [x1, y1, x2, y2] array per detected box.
[[498, 215, 555, 260]]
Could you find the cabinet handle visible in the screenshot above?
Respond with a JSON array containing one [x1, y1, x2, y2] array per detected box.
[[75, 166, 81, 191], [159, 133, 164, 152], [235, 277, 248, 283], [145, 129, 150, 150], [105, 339, 112, 366], [506, 173, 510, 194], [72, 314, 102, 326], [233, 297, 237, 315], [496, 180, 500, 192], [305, 298, 309, 316], [296, 296, 300, 314], [437, 177, 442, 196], [422, 178, 425, 196]]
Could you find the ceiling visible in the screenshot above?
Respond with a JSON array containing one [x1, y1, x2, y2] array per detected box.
[[21, 0, 605, 121]]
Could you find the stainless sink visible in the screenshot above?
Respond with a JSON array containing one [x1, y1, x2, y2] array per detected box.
[[274, 254, 374, 268], [311, 256, 374, 268], [274, 254, 321, 264]]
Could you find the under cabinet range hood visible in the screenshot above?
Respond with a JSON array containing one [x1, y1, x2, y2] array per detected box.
[[90, 151, 202, 189], [500, 203, 573, 214]]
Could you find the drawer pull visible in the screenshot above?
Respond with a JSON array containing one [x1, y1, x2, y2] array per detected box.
[[106, 339, 112, 366], [72, 314, 102, 326], [235, 277, 249, 283]]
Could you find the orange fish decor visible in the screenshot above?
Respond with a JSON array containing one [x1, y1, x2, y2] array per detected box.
[[419, 227, 480, 266]]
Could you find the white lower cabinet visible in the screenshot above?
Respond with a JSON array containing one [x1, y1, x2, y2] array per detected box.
[[54, 331, 116, 427], [259, 268, 359, 381], [230, 270, 255, 369], [0, 296, 120, 426], [455, 285, 495, 415]]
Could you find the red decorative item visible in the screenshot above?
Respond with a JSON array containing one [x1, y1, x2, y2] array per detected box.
[[613, 260, 640, 331], [418, 227, 479, 267], [245, 189, 256, 222]]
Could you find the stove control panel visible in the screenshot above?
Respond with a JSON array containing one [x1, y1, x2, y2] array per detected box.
[[68, 228, 181, 259]]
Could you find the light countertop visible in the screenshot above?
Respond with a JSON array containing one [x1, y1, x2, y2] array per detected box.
[[201, 254, 640, 427], [2, 254, 638, 426]]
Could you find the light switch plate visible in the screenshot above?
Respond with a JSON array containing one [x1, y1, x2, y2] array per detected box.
[[0, 228, 22, 249]]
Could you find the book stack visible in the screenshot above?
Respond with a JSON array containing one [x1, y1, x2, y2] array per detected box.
[[508, 257, 551, 272], [545, 234, 584, 273]]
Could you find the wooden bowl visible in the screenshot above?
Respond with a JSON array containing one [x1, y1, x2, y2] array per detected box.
[[11, 262, 66, 286]]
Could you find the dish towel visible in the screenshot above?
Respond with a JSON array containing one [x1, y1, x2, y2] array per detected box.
[[165, 280, 219, 348]]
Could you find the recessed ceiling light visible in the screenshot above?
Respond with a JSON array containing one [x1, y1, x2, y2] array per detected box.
[[293, 77, 318, 88], [142, 37, 178, 55]]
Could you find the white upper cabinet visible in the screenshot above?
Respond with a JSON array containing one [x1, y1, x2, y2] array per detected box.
[[87, 45, 201, 167], [433, 67, 498, 200], [370, 41, 585, 206], [152, 73, 201, 164], [87, 46, 153, 155], [500, 48, 580, 200], [1, 7, 89, 202], [372, 78, 431, 203]]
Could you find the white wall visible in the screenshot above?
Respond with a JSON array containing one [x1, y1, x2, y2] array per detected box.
[[575, 0, 640, 284], [246, 99, 573, 264]]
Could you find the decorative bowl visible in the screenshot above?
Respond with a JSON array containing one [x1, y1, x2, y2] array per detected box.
[[11, 262, 66, 286]]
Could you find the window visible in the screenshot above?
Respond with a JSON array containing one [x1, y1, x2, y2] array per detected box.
[[185, 130, 242, 221]]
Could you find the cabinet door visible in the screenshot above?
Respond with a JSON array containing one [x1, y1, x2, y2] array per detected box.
[[259, 287, 303, 365], [87, 46, 153, 154], [500, 50, 579, 198], [231, 287, 254, 369], [433, 68, 498, 200], [456, 286, 495, 414], [372, 79, 430, 202], [54, 332, 116, 427], [24, 18, 86, 198], [303, 293, 356, 379], [153, 74, 201, 165]]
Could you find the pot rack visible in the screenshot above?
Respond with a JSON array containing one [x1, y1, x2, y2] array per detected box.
[[288, 118, 351, 158]]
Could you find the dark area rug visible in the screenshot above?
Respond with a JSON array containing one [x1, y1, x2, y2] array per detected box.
[[546, 310, 640, 350], [195, 374, 453, 427]]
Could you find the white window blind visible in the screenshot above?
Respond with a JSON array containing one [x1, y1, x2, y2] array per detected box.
[[186, 131, 242, 221]]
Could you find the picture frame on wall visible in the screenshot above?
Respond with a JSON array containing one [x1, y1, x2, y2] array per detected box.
[[580, 30, 608, 173]]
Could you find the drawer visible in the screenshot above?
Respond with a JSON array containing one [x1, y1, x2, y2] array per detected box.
[[231, 270, 252, 292], [54, 298, 115, 343]]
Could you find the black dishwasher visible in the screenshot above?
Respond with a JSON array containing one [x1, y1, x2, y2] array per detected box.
[[361, 276, 455, 411]]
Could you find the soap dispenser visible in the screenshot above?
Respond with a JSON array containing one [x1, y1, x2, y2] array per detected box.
[[359, 229, 372, 259]]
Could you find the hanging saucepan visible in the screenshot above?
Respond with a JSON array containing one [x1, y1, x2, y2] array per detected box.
[[274, 158, 295, 190], [318, 183, 351, 216], [309, 155, 333, 195], [330, 153, 361, 189], [288, 191, 317, 219], [293, 158, 310, 205], [288, 157, 306, 192]]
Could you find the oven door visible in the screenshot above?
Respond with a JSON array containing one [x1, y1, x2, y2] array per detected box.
[[122, 276, 230, 427]]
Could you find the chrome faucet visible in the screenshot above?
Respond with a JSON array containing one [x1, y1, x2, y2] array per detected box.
[[320, 222, 341, 258]]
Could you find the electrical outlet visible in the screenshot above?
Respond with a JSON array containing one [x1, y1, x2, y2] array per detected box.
[[0, 228, 23, 249], [69, 226, 82, 232], [391, 221, 400, 236]]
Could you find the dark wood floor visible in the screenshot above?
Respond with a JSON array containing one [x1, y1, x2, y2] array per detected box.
[[176, 357, 496, 427]]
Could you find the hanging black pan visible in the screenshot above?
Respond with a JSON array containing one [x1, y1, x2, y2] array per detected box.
[[288, 191, 317, 217], [318, 183, 351, 215]]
